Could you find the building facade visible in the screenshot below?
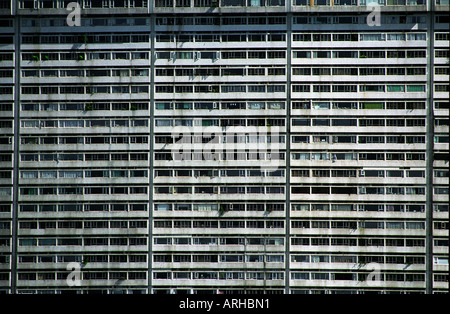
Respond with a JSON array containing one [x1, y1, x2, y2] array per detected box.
[[0, 0, 448, 294]]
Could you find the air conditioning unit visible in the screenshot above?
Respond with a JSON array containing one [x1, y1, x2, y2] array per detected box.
[[213, 102, 218, 109]]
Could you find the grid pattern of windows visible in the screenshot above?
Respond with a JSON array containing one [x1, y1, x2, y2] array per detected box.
[[0, 8, 15, 294], [0, 1, 448, 295]]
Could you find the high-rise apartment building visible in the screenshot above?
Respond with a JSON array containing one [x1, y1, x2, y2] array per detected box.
[[0, 0, 448, 294]]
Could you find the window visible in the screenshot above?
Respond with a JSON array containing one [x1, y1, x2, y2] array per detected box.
[[360, 85, 385, 92], [292, 85, 310, 92], [360, 33, 386, 41], [333, 33, 358, 41], [435, 32, 449, 41], [435, 84, 449, 92], [313, 51, 331, 58], [407, 85, 426, 92], [293, 51, 311, 58], [332, 52, 357, 61], [435, 67, 449, 75], [333, 85, 357, 93], [407, 33, 426, 41], [313, 136, 329, 143]]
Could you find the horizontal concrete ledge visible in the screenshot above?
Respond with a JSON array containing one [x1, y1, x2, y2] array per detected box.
[[18, 229, 149, 236], [153, 262, 285, 268], [290, 263, 426, 271], [17, 246, 148, 253], [153, 279, 285, 286], [12, 5, 441, 16], [290, 246, 426, 253], [17, 262, 148, 270], [16, 279, 148, 287], [290, 5, 430, 13], [16, 8, 150, 16], [18, 212, 149, 219], [289, 280, 426, 288], [153, 244, 285, 252]]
